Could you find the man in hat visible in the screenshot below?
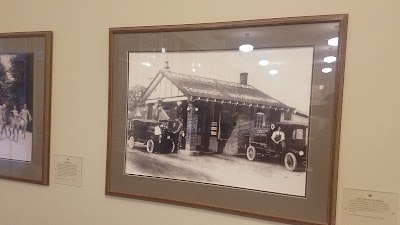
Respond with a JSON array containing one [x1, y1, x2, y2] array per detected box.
[[173, 118, 184, 150], [271, 126, 286, 150]]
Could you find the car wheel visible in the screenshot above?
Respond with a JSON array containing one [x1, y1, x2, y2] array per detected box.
[[246, 146, 257, 161], [146, 139, 155, 153], [127, 136, 135, 149], [284, 152, 298, 172], [170, 141, 176, 153]]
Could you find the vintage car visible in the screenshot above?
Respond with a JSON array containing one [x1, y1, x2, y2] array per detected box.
[[245, 122, 308, 171], [127, 119, 177, 153]]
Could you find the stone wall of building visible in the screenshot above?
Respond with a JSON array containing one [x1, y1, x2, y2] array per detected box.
[[223, 109, 254, 155], [185, 103, 198, 151]]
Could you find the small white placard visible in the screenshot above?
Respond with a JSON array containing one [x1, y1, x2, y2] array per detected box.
[[342, 188, 398, 225], [53, 155, 82, 187]]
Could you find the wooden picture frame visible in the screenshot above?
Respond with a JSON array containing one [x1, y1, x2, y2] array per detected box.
[[106, 15, 348, 225], [0, 31, 52, 185]]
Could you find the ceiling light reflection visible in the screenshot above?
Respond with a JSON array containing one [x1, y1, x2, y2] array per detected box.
[[324, 56, 336, 63], [328, 37, 339, 47], [322, 68, 332, 73], [269, 70, 278, 75], [239, 44, 254, 53], [259, 60, 270, 66]]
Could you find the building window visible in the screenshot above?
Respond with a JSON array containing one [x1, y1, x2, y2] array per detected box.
[[255, 112, 266, 128], [284, 111, 292, 120]]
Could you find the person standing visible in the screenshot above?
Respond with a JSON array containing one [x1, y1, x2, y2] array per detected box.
[[10, 105, 21, 141], [19, 104, 32, 138], [173, 118, 184, 150], [1, 104, 10, 138], [271, 126, 286, 150], [0, 105, 6, 139]]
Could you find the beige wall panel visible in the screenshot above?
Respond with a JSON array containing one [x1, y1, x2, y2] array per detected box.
[[0, 0, 399, 224]]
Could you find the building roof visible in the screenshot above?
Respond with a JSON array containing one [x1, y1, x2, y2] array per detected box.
[[293, 109, 309, 118], [165, 71, 292, 109]]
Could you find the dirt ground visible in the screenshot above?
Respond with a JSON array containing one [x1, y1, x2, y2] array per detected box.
[[125, 144, 306, 196], [0, 131, 32, 162]]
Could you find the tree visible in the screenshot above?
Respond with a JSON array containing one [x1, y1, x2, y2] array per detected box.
[[0, 60, 9, 104], [128, 85, 146, 112], [8, 54, 27, 104], [7, 54, 33, 107]]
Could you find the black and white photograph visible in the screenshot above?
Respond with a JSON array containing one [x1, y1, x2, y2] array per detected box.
[[0, 31, 51, 185], [107, 16, 347, 224], [125, 47, 313, 197], [0, 53, 34, 162]]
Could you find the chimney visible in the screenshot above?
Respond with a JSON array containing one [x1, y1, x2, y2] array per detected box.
[[240, 72, 248, 85]]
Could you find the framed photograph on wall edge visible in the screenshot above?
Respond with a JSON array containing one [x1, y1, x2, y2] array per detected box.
[[0, 31, 52, 185], [106, 14, 348, 225]]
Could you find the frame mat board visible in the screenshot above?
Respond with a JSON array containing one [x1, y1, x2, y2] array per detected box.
[[106, 15, 348, 225]]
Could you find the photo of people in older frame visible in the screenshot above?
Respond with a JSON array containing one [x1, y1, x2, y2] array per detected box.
[[0, 53, 34, 162]]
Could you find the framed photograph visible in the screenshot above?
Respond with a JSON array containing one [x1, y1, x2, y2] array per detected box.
[[0, 31, 52, 185], [106, 14, 347, 225]]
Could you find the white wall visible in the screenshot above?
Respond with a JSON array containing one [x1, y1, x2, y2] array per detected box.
[[0, 0, 399, 225]]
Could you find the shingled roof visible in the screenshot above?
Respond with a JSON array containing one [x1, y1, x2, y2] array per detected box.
[[142, 70, 292, 110]]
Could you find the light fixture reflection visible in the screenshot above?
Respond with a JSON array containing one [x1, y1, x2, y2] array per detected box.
[[259, 60, 270, 66], [192, 68, 196, 72], [322, 68, 332, 73], [239, 44, 254, 53], [328, 37, 339, 47], [324, 56, 336, 63], [269, 69, 278, 75]]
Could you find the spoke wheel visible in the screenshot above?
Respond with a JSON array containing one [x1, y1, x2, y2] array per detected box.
[[284, 152, 298, 172], [246, 146, 257, 161], [127, 136, 135, 149], [170, 141, 176, 153], [146, 139, 155, 153]]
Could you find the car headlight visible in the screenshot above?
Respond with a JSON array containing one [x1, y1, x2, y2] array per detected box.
[[299, 151, 304, 156]]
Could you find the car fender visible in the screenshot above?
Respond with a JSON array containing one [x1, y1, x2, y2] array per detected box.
[[287, 148, 302, 156], [287, 148, 306, 160], [146, 136, 155, 143]]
